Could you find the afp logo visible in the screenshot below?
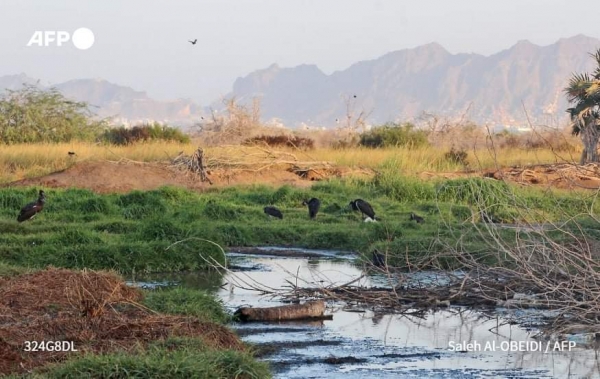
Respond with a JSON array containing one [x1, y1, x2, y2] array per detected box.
[[27, 27, 95, 50]]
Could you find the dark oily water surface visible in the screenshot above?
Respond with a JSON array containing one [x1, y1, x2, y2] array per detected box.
[[129, 248, 600, 379]]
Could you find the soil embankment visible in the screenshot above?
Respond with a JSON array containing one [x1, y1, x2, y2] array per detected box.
[[0, 268, 245, 376], [8, 160, 600, 194], [7, 160, 341, 193]]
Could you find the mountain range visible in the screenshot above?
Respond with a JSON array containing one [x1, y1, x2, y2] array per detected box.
[[228, 34, 600, 127], [1, 35, 599, 128], [0, 74, 203, 127]]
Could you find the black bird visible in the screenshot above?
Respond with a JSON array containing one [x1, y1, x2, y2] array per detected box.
[[68, 151, 76, 156], [302, 198, 321, 220], [410, 212, 424, 224], [17, 190, 46, 223], [188, 39, 197, 45], [264, 206, 283, 219], [480, 211, 500, 224], [372, 250, 386, 268], [349, 199, 376, 221]]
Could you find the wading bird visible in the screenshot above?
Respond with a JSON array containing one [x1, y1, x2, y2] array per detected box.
[[302, 198, 321, 220], [410, 212, 424, 224], [17, 190, 46, 223], [188, 39, 197, 45], [349, 199, 376, 221], [372, 249, 386, 268], [264, 206, 283, 219], [480, 210, 500, 224]]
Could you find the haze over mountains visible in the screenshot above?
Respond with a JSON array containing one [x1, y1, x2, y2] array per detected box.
[[1, 35, 599, 129], [0, 75, 204, 127], [230, 34, 600, 127]]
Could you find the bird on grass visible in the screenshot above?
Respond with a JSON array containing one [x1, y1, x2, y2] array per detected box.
[[264, 206, 283, 219], [349, 199, 377, 221], [68, 151, 76, 156], [410, 212, 424, 224], [17, 190, 46, 223], [188, 39, 197, 45], [480, 210, 500, 224], [302, 198, 321, 220]]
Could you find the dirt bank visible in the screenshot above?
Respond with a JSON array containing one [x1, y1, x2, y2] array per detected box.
[[6, 160, 600, 194], [6, 160, 359, 193], [0, 268, 245, 376], [420, 162, 600, 190]]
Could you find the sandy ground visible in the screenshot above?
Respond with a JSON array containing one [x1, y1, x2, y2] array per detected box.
[[419, 163, 600, 191], [5, 160, 331, 193], [5, 160, 600, 193]]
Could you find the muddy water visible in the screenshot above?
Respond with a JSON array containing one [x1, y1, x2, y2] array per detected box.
[[130, 248, 600, 379]]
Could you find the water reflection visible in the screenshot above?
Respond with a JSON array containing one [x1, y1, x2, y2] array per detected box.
[[129, 251, 600, 378], [130, 269, 224, 292]]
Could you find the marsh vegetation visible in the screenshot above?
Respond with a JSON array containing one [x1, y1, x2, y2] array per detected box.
[[2, 73, 600, 376]]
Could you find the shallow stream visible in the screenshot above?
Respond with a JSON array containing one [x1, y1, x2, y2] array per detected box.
[[129, 247, 600, 379]]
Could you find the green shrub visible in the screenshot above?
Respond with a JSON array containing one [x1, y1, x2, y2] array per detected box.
[[0, 85, 104, 144], [101, 122, 190, 145], [359, 122, 429, 148]]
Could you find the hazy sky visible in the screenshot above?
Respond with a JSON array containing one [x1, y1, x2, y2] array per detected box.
[[1, 0, 598, 104]]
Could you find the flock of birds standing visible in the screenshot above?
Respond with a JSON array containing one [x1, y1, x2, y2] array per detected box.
[[264, 197, 425, 224], [15, 189, 428, 225]]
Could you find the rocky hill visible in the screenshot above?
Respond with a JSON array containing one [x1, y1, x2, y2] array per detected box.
[[226, 35, 600, 127]]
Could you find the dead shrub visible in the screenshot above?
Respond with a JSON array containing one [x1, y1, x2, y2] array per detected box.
[[196, 98, 263, 146]]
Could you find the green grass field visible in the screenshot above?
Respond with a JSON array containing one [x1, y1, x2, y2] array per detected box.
[[0, 174, 595, 272]]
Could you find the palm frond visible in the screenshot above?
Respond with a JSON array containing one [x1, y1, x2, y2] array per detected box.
[[564, 72, 592, 102], [566, 49, 600, 138], [591, 49, 600, 79], [586, 82, 600, 99]]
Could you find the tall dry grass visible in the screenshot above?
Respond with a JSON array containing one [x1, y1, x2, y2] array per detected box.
[[0, 142, 196, 183], [0, 140, 582, 184]]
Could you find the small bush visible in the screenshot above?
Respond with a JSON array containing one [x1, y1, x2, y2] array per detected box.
[[101, 122, 190, 145], [444, 147, 469, 165], [243, 134, 315, 150], [359, 123, 428, 148]]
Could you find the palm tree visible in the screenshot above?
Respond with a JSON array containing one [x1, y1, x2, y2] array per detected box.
[[564, 49, 600, 164]]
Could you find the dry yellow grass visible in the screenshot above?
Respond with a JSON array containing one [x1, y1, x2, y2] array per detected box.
[[0, 141, 581, 184], [0, 142, 195, 183]]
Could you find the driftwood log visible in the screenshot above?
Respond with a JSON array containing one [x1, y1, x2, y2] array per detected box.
[[234, 300, 331, 322]]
